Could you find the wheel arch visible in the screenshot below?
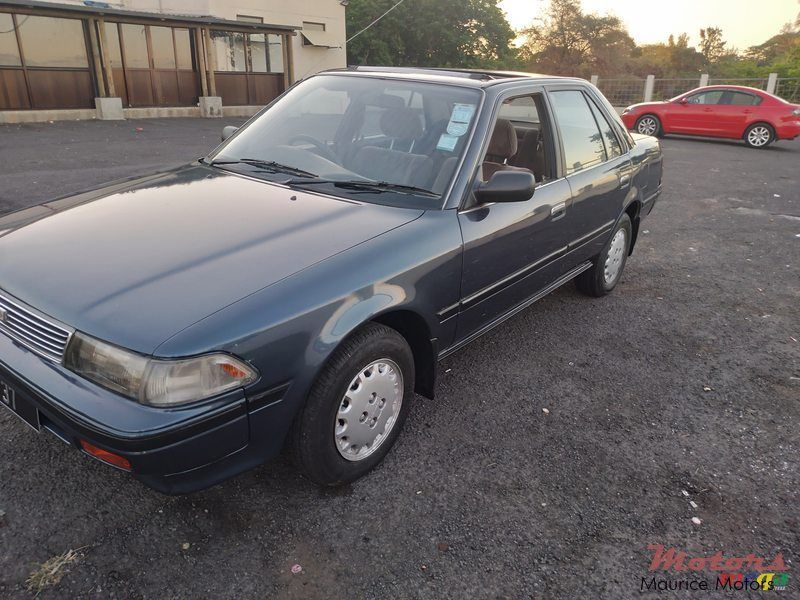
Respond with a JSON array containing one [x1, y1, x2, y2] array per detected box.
[[371, 309, 437, 400], [623, 199, 642, 255], [635, 113, 662, 136], [743, 120, 776, 139]]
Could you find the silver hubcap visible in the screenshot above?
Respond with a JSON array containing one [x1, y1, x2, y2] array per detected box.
[[637, 117, 657, 136], [747, 126, 770, 147], [335, 359, 403, 462], [604, 229, 627, 285]]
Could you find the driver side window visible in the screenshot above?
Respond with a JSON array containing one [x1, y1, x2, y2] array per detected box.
[[481, 93, 552, 184], [687, 90, 724, 105]]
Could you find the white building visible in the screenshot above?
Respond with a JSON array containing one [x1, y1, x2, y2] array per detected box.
[[0, 0, 348, 122]]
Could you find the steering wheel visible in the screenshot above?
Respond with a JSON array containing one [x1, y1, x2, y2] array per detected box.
[[287, 134, 339, 163]]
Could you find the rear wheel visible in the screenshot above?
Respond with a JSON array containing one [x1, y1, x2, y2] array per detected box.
[[290, 323, 414, 486], [743, 123, 774, 148], [576, 214, 632, 297], [634, 114, 661, 137]]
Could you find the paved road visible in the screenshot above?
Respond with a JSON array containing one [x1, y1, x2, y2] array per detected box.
[[0, 119, 798, 599]]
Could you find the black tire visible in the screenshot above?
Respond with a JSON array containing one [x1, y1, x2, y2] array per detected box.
[[634, 114, 662, 137], [743, 122, 774, 148], [576, 213, 632, 297], [289, 322, 415, 486]]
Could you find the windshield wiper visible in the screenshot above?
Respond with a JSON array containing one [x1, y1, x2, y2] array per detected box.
[[209, 158, 317, 178], [286, 178, 439, 198]]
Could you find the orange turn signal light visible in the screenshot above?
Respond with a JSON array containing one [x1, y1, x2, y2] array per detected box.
[[79, 440, 132, 471]]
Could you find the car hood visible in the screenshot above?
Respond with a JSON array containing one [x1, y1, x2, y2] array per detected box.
[[0, 165, 423, 354]]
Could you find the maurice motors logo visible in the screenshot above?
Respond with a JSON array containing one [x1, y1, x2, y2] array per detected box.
[[641, 544, 791, 592]]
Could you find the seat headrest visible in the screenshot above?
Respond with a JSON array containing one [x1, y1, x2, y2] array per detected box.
[[488, 119, 517, 159], [380, 108, 423, 140]]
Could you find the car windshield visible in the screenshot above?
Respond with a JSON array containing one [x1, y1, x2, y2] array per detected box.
[[208, 74, 482, 208]]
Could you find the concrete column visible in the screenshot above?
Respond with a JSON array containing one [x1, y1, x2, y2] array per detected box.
[[699, 73, 709, 87], [766, 72, 778, 94], [95, 97, 124, 120], [590, 75, 599, 87], [199, 96, 222, 118], [644, 75, 655, 103]]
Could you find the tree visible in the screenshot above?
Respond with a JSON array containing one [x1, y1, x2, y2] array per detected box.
[[517, 0, 636, 77], [345, 0, 516, 69], [699, 27, 728, 64]]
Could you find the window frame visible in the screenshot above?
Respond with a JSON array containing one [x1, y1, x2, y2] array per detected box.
[[685, 89, 725, 105], [544, 83, 631, 179], [720, 89, 763, 106], [457, 85, 557, 211]]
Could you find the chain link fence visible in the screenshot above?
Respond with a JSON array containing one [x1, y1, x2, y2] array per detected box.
[[651, 78, 701, 101], [775, 78, 800, 103], [594, 79, 646, 106], [594, 74, 800, 106]]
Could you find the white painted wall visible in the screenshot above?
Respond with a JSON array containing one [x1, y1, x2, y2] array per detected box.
[[56, 0, 348, 78]]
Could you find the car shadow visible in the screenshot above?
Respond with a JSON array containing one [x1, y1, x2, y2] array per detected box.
[[662, 134, 798, 152]]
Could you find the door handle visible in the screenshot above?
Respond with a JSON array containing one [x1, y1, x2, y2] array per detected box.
[[551, 201, 566, 220], [619, 173, 631, 188]]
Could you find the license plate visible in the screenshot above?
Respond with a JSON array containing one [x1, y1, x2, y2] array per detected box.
[[0, 378, 40, 431]]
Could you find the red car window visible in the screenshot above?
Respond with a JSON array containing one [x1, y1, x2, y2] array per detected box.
[[687, 90, 724, 105], [722, 91, 762, 106]]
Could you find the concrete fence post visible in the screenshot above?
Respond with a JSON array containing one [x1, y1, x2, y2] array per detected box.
[[590, 75, 599, 87], [699, 73, 709, 87], [766, 73, 778, 94], [644, 75, 655, 102]]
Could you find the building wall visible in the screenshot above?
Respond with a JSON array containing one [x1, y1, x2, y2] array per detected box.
[[55, 0, 348, 79]]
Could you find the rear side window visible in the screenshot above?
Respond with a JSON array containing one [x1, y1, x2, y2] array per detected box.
[[549, 90, 606, 174], [724, 91, 762, 106], [586, 96, 623, 159]]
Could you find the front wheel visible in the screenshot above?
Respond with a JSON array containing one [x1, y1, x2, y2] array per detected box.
[[743, 123, 774, 148], [289, 323, 414, 486], [634, 114, 661, 137], [576, 214, 632, 297]]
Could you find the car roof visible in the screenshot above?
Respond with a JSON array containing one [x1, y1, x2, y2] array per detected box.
[[689, 85, 768, 94], [318, 66, 587, 88]]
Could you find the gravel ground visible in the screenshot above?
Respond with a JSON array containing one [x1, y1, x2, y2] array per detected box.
[[0, 118, 798, 599]]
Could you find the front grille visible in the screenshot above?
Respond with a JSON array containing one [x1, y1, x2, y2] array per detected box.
[[0, 293, 72, 362]]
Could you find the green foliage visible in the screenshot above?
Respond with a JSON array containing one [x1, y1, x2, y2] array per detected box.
[[345, 0, 516, 69]]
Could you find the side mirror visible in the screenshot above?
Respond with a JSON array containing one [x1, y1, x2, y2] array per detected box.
[[475, 170, 536, 204], [221, 125, 238, 141], [678, 98, 689, 105]]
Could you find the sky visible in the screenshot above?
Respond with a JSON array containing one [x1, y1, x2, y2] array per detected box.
[[499, 0, 800, 50]]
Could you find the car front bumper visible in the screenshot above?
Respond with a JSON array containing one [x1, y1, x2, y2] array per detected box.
[[0, 331, 290, 494]]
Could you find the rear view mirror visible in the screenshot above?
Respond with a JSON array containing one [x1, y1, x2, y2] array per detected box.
[[475, 171, 536, 204], [221, 125, 238, 141]]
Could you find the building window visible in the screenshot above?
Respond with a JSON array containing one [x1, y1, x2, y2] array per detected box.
[[212, 30, 283, 73], [302, 21, 326, 45], [0, 13, 22, 66], [17, 15, 88, 68], [237, 15, 263, 24]]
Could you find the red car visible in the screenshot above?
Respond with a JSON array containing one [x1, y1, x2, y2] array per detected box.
[[621, 85, 800, 148]]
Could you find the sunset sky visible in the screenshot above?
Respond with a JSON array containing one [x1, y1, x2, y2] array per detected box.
[[499, 0, 800, 50]]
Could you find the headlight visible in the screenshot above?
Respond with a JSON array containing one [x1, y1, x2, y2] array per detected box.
[[65, 332, 258, 407]]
